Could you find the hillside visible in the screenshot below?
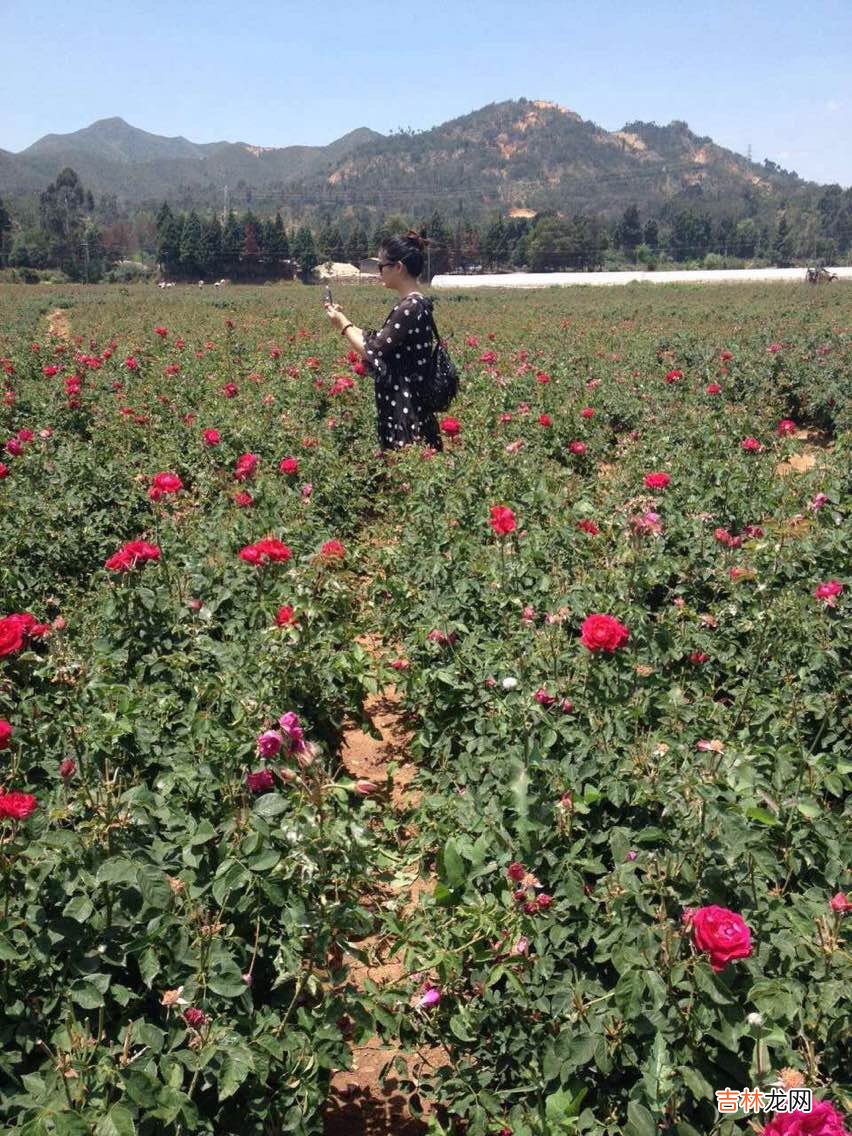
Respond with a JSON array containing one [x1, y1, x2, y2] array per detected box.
[[0, 117, 384, 206], [288, 99, 807, 221]]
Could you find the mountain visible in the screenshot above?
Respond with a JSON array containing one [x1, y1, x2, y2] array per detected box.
[[288, 99, 807, 220], [0, 117, 384, 205], [0, 102, 820, 221]]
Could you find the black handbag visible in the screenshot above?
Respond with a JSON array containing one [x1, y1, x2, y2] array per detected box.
[[423, 303, 459, 414]]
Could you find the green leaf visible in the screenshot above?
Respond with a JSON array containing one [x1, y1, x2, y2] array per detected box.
[[136, 865, 172, 909], [254, 794, 288, 819], [63, 894, 94, 923], [545, 1086, 587, 1128], [219, 1047, 254, 1101], [744, 806, 779, 827], [97, 857, 139, 885], [95, 1106, 137, 1136], [70, 980, 105, 1009], [440, 838, 465, 890], [449, 1013, 476, 1042], [625, 1101, 657, 1136]]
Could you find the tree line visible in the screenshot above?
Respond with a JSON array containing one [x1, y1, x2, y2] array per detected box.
[[1, 166, 850, 282]]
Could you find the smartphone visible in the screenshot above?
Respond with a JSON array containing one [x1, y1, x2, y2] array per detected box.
[[323, 285, 333, 305]]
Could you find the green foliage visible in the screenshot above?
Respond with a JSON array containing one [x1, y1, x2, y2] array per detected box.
[[0, 280, 849, 1135]]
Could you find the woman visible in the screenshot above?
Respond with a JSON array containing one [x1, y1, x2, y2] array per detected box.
[[324, 229, 443, 453]]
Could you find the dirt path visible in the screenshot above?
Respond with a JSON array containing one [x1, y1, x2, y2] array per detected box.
[[47, 307, 71, 341], [775, 427, 833, 477], [324, 633, 442, 1136]]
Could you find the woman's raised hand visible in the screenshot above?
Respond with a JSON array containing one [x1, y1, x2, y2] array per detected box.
[[324, 302, 348, 330]]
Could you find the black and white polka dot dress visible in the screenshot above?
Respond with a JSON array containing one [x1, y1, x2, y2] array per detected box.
[[362, 291, 443, 452]]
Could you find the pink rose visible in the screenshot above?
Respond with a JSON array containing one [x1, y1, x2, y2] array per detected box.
[[688, 905, 752, 972], [580, 613, 630, 653], [762, 1099, 851, 1136], [257, 730, 283, 758]]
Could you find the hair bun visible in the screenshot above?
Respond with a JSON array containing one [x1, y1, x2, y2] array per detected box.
[[405, 228, 429, 250]]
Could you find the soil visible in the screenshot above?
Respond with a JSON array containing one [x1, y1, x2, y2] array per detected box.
[[775, 428, 832, 477], [324, 633, 444, 1136], [47, 308, 71, 340]]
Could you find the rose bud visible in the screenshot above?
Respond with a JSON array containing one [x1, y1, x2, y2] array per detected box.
[[353, 780, 378, 796]]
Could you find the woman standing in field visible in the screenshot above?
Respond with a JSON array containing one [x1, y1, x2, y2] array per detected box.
[[325, 229, 443, 453]]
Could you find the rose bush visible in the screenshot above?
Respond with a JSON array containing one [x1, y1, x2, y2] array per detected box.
[[0, 279, 849, 1136]]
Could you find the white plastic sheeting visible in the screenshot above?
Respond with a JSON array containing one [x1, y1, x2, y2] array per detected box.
[[431, 267, 852, 290]]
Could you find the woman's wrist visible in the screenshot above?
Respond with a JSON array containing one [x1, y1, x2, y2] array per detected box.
[[340, 322, 353, 336]]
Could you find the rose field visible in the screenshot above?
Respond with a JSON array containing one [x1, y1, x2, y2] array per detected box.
[[0, 279, 850, 1136]]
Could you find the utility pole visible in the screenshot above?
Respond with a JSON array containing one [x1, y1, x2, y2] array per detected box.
[[223, 185, 229, 225]]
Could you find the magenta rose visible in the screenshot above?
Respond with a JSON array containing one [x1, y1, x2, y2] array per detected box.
[[580, 614, 630, 653], [689, 905, 752, 971], [762, 1100, 851, 1136]]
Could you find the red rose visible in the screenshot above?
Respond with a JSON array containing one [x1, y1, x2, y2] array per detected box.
[[183, 1008, 207, 1029], [149, 471, 183, 497], [688, 905, 752, 972], [440, 417, 461, 437], [580, 407, 595, 419], [814, 580, 842, 605], [59, 757, 76, 780], [246, 769, 275, 794], [577, 519, 600, 535], [0, 719, 12, 748], [255, 538, 292, 562], [154, 326, 169, 337], [665, 369, 683, 383], [741, 436, 763, 452], [580, 614, 630, 653], [233, 491, 254, 507], [490, 505, 516, 536], [275, 604, 297, 626], [762, 1099, 850, 1136], [202, 428, 220, 446], [705, 383, 722, 395], [234, 453, 258, 481], [777, 418, 797, 435], [0, 462, 9, 478], [0, 616, 26, 657], [279, 457, 299, 475], [507, 862, 525, 881], [829, 892, 851, 914], [0, 791, 38, 820], [320, 539, 345, 559], [643, 472, 671, 490], [568, 441, 587, 455]]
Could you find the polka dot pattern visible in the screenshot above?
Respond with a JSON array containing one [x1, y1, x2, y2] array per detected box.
[[361, 292, 443, 452]]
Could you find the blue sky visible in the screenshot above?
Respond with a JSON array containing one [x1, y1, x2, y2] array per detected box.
[[2, 0, 851, 185]]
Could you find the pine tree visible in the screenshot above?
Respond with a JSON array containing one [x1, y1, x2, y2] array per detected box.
[[482, 213, 507, 270], [157, 213, 183, 274], [345, 224, 368, 265], [242, 211, 261, 264], [616, 204, 642, 259], [292, 226, 318, 279], [202, 217, 223, 273], [0, 195, 12, 267], [771, 215, 794, 266], [643, 219, 659, 250], [179, 211, 205, 275], [222, 211, 243, 268]]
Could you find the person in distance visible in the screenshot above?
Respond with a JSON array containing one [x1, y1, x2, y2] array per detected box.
[[325, 229, 443, 454]]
